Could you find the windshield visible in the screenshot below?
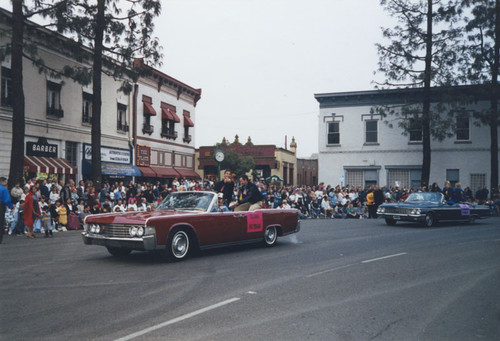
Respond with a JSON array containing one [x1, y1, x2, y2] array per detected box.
[[157, 192, 216, 212], [405, 192, 443, 204]]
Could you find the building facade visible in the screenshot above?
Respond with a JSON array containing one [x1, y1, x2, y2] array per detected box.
[[0, 8, 200, 185], [196, 136, 298, 186], [296, 156, 318, 188], [0, 8, 137, 183], [315, 86, 499, 192], [132, 59, 201, 181]]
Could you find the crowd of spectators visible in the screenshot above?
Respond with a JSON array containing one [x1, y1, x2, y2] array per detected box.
[[2, 175, 500, 237]]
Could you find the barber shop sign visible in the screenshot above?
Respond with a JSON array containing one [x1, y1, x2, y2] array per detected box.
[[26, 138, 58, 157]]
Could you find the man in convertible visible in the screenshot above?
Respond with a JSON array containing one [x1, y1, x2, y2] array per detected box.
[[234, 175, 263, 212]]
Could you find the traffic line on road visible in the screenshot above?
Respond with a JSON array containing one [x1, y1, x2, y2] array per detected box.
[[307, 264, 355, 278], [114, 297, 240, 341], [361, 252, 407, 264]]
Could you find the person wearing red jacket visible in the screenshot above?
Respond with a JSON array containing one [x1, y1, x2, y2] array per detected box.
[[23, 186, 40, 238]]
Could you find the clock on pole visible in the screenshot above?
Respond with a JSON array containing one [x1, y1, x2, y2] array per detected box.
[[214, 150, 225, 180]]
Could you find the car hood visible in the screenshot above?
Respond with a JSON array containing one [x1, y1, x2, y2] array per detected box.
[[380, 202, 441, 209], [84, 209, 203, 225]]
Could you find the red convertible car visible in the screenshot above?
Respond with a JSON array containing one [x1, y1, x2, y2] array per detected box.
[[83, 191, 300, 260]]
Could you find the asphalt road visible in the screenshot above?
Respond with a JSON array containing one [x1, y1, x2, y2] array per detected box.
[[1, 217, 499, 341]]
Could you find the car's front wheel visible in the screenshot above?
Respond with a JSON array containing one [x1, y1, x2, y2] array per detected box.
[[107, 247, 132, 257], [263, 226, 278, 246], [167, 229, 190, 260], [385, 218, 397, 226], [424, 213, 435, 227]]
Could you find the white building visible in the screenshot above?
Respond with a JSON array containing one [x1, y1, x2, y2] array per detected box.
[[315, 86, 499, 192], [0, 8, 200, 184], [133, 58, 201, 180], [0, 8, 136, 182]]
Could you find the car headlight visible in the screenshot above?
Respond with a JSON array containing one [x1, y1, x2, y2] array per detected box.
[[136, 226, 144, 238], [411, 209, 421, 215], [377, 207, 385, 213], [90, 224, 100, 233], [129, 226, 138, 237]]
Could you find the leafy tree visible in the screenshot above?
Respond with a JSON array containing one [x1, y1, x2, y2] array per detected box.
[[40, 0, 162, 190], [2, 0, 162, 190], [216, 147, 255, 179], [375, 0, 463, 187], [6, 1, 25, 189], [460, 0, 499, 190], [2, 1, 72, 189]]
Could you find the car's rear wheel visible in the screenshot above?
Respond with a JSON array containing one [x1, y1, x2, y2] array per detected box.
[[424, 213, 435, 227], [107, 247, 132, 257], [263, 226, 278, 246], [167, 229, 190, 260]]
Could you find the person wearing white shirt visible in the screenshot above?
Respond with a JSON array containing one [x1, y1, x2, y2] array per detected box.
[[113, 199, 127, 212], [138, 197, 149, 211], [321, 196, 334, 218], [127, 198, 138, 211]]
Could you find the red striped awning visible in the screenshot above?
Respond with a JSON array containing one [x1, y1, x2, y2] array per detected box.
[[24, 156, 77, 175], [143, 102, 157, 115], [150, 166, 180, 178], [137, 166, 157, 177], [183, 114, 194, 127], [174, 168, 200, 179], [161, 108, 180, 122]]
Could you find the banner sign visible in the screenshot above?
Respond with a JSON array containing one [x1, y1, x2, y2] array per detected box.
[[136, 145, 151, 167], [83, 144, 131, 164], [246, 211, 264, 233]]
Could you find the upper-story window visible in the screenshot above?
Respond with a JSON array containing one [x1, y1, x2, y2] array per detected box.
[[327, 122, 340, 145], [183, 110, 194, 143], [161, 102, 180, 140], [142, 95, 156, 135], [47, 81, 63, 118], [408, 118, 422, 142], [456, 115, 470, 141], [1, 67, 12, 107], [82, 92, 92, 124], [117, 103, 128, 132], [365, 120, 378, 144]]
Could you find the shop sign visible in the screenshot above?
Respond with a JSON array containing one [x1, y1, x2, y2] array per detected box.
[[136, 145, 151, 166], [26, 138, 58, 157], [84, 144, 131, 164]]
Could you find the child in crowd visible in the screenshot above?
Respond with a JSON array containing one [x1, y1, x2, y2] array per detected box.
[[56, 200, 68, 231], [13, 199, 25, 235], [41, 206, 53, 237]]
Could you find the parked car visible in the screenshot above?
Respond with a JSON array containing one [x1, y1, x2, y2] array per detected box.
[[377, 192, 490, 227], [83, 191, 300, 260]]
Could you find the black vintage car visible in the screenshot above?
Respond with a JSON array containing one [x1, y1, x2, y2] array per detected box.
[[377, 192, 490, 227]]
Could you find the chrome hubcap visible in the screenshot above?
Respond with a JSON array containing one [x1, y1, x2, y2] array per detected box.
[[265, 227, 276, 244], [172, 232, 188, 257]]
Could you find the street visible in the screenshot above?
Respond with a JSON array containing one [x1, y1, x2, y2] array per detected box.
[[1, 217, 499, 340]]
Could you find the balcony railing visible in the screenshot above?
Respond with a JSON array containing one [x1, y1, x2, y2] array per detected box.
[[142, 123, 154, 135], [183, 134, 192, 143], [161, 129, 177, 140], [82, 114, 92, 124], [117, 122, 129, 132], [47, 105, 64, 118]]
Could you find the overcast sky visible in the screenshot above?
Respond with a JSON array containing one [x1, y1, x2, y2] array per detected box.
[[1, 0, 391, 158]]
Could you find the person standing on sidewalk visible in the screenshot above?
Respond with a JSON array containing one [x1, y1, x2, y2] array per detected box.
[[0, 177, 14, 244], [23, 186, 40, 238]]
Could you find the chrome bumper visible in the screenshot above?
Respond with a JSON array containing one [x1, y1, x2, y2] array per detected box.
[[380, 213, 425, 222], [82, 232, 157, 251]]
